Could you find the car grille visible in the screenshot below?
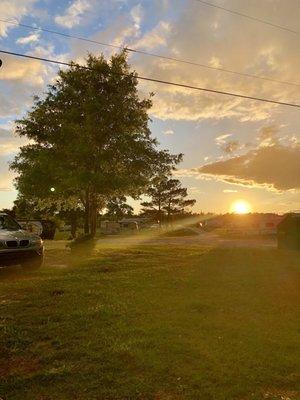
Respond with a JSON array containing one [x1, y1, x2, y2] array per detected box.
[[6, 240, 18, 248], [19, 240, 29, 247]]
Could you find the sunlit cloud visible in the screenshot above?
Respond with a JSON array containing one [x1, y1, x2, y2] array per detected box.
[[132, 1, 300, 121], [0, 127, 29, 156], [163, 129, 174, 135], [55, 0, 91, 28], [130, 4, 144, 31], [0, 0, 37, 37], [215, 134, 232, 145], [133, 21, 171, 50], [16, 32, 40, 45], [0, 54, 46, 84], [197, 143, 300, 191]]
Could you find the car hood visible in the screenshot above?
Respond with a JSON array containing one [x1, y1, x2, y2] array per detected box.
[[0, 229, 40, 241]]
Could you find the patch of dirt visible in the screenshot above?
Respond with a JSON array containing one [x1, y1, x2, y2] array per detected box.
[[0, 354, 41, 379]]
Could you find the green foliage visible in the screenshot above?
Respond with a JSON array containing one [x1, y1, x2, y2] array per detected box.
[[11, 52, 182, 235], [104, 196, 134, 220], [141, 175, 196, 223]]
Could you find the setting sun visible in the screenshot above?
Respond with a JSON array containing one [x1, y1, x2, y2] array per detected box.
[[230, 200, 252, 214]]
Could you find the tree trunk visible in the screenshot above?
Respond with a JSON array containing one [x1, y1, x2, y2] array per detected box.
[[89, 195, 98, 238], [158, 200, 162, 230], [84, 190, 90, 235], [70, 212, 77, 238], [167, 199, 171, 228]]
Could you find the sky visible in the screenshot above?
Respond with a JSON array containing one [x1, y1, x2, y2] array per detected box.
[[0, 0, 299, 214]]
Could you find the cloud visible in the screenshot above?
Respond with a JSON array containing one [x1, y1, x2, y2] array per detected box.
[[198, 144, 300, 191], [188, 186, 204, 194], [257, 124, 279, 147], [133, 21, 171, 50], [222, 140, 241, 154], [0, 0, 37, 37], [0, 53, 46, 84], [163, 129, 174, 135], [55, 0, 91, 28], [71, 4, 144, 61], [174, 168, 199, 178], [0, 156, 15, 192], [130, 4, 144, 31], [0, 43, 68, 119], [16, 32, 40, 45], [223, 189, 238, 193], [65, 0, 300, 122], [214, 134, 241, 154], [0, 127, 28, 156], [215, 133, 232, 145], [0, 55, 49, 119], [0, 127, 27, 194], [132, 0, 300, 121], [0, 171, 15, 192]]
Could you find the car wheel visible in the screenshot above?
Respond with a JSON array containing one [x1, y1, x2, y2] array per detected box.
[[21, 254, 44, 271]]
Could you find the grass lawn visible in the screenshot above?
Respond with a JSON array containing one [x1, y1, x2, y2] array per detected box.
[[0, 240, 299, 400]]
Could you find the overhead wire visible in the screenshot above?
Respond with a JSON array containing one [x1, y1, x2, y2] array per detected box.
[[0, 18, 299, 87], [193, 0, 300, 35], [0, 49, 299, 108]]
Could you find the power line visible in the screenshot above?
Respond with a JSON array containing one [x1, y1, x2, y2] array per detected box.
[[0, 49, 299, 108], [193, 0, 300, 35], [0, 18, 299, 87]]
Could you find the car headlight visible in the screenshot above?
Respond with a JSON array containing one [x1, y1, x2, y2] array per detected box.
[[31, 237, 43, 245]]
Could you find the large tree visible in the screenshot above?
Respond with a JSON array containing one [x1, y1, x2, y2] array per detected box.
[[11, 52, 181, 236], [141, 176, 196, 225]]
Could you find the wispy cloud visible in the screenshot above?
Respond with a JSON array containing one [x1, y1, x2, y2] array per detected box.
[[130, 4, 143, 31], [133, 21, 171, 50], [163, 129, 174, 135], [215, 133, 232, 145], [0, 0, 37, 37], [55, 0, 91, 28], [16, 32, 40, 45]]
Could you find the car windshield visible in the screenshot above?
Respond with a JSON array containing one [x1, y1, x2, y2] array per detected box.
[[0, 215, 21, 231]]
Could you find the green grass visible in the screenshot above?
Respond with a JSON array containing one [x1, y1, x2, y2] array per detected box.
[[0, 241, 299, 400], [161, 228, 199, 237]]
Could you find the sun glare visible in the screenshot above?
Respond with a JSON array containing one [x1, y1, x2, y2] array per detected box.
[[231, 200, 251, 214]]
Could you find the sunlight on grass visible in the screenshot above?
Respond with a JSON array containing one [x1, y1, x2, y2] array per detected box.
[[1, 241, 299, 400]]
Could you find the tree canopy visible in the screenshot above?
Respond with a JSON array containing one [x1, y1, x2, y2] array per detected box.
[[11, 52, 182, 235], [105, 196, 134, 220], [141, 176, 196, 225]]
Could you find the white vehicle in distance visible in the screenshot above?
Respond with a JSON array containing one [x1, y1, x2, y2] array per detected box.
[[0, 213, 44, 270]]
